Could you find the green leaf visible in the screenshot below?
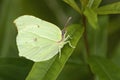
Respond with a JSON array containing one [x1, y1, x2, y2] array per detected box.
[[57, 62, 92, 80], [111, 42, 120, 67], [84, 7, 98, 29], [0, 57, 33, 80], [0, 0, 24, 57], [63, 0, 81, 14], [88, 56, 120, 80], [26, 24, 84, 80], [88, 0, 102, 9], [0, 0, 16, 57], [96, 2, 120, 15], [88, 16, 108, 57], [87, 0, 94, 8], [80, 0, 89, 8], [108, 16, 120, 34]]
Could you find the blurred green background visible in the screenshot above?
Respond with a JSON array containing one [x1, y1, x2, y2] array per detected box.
[[0, 0, 120, 80]]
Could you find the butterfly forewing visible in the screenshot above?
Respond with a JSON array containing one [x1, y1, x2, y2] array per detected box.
[[14, 15, 62, 41], [17, 29, 60, 62]]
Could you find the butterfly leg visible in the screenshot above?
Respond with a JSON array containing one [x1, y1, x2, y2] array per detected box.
[[64, 35, 72, 41], [65, 41, 75, 48], [58, 48, 61, 58]]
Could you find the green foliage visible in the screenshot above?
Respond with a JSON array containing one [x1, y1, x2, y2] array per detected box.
[[88, 16, 108, 57], [63, 0, 82, 14], [90, 0, 102, 9], [79, 0, 88, 9], [0, 0, 120, 80], [96, 2, 120, 15], [83, 7, 98, 29], [88, 56, 120, 80], [0, 58, 33, 80]]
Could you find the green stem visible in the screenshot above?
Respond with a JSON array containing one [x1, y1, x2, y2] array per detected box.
[[82, 15, 89, 56], [82, 15, 95, 80]]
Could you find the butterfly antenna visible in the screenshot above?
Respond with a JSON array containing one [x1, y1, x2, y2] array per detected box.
[[62, 17, 72, 36]]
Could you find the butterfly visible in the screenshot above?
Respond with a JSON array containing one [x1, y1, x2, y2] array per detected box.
[[14, 15, 74, 62]]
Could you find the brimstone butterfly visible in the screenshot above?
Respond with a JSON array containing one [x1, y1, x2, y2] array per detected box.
[[14, 15, 73, 62]]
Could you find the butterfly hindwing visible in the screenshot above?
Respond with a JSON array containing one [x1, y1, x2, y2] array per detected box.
[[17, 30, 59, 62]]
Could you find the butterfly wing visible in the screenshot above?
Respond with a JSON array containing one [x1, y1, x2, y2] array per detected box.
[[14, 15, 62, 41], [14, 15, 63, 61], [17, 29, 59, 62]]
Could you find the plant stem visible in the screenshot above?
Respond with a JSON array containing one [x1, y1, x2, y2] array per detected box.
[[82, 15, 89, 56], [82, 15, 95, 80]]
